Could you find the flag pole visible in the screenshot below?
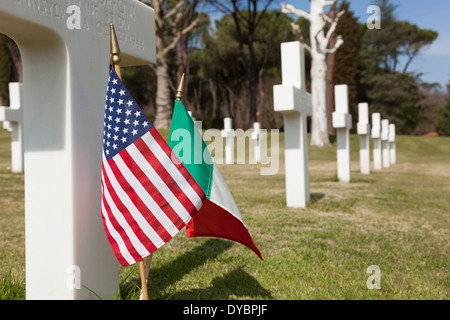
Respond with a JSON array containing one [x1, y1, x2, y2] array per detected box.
[[139, 74, 185, 299], [110, 23, 149, 301]]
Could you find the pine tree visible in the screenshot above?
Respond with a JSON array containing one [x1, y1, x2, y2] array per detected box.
[[332, 0, 360, 132], [436, 80, 450, 135], [359, 0, 438, 134]]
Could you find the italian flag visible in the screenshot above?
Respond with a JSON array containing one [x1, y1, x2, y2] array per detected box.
[[168, 99, 263, 260]]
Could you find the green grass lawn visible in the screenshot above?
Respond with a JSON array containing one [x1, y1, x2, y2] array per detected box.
[[0, 129, 448, 300]]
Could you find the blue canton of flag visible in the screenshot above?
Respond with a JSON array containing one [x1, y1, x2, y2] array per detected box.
[[103, 71, 152, 160]]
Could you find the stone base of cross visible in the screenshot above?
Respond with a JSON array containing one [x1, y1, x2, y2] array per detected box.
[[221, 117, 235, 164], [332, 85, 352, 183], [371, 113, 382, 170], [0, 82, 23, 173], [357, 103, 370, 175], [273, 41, 312, 208]]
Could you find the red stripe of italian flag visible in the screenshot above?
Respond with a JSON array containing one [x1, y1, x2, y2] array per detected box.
[[168, 100, 263, 260]]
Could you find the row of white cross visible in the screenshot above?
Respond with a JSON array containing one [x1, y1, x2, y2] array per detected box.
[[185, 112, 262, 165], [220, 118, 262, 165], [274, 41, 398, 209], [0, 5, 391, 299], [334, 86, 397, 183], [0, 84, 263, 172], [358, 104, 397, 174]]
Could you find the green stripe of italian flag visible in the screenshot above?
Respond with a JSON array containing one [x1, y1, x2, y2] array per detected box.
[[168, 100, 263, 260]]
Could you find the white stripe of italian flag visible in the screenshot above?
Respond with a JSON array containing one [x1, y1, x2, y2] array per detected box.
[[168, 100, 263, 260]]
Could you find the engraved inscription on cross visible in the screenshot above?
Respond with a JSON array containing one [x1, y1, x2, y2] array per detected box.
[[273, 41, 312, 208], [0, 0, 155, 300]]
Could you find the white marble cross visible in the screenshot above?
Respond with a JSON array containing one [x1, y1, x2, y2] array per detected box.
[[357, 103, 370, 175], [332, 85, 352, 183], [389, 124, 396, 165], [273, 41, 312, 208], [371, 113, 382, 170], [0, 0, 155, 300], [0, 82, 23, 173], [221, 117, 235, 164], [381, 119, 390, 168], [251, 122, 261, 163]]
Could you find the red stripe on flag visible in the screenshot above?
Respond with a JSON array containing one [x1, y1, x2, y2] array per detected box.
[[102, 162, 156, 260], [186, 200, 263, 261], [149, 127, 206, 202]]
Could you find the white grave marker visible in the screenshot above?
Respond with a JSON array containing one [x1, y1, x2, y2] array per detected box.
[[0, 0, 156, 300], [332, 85, 352, 183], [273, 41, 312, 208], [0, 82, 23, 173], [371, 113, 382, 170], [252, 122, 261, 163], [221, 117, 235, 164], [389, 123, 396, 165], [381, 119, 390, 168], [357, 102, 370, 175]]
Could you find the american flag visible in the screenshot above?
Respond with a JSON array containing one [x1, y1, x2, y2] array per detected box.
[[101, 66, 206, 266]]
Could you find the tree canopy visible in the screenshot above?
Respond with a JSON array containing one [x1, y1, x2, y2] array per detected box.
[[0, 0, 442, 134]]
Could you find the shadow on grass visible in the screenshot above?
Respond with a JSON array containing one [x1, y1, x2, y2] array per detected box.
[[171, 267, 272, 300], [121, 238, 270, 299], [310, 193, 325, 204]]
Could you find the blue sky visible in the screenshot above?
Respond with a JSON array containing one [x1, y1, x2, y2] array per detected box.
[[280, 0, 450, 89]]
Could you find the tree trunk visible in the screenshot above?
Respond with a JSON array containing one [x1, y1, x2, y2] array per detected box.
[[310, 53, 331, 147], [147, 0, 203, 129], [326, 2, 337, 136], [326, 50, 336, 136], [281, 0, 344, 146], [193, 78, 202, 115], [209, 78, 217, 117], [309, 0, 331, 147], [224, 84, 236, 118], [247, 32, 258, 127], [248, 73, 258, 126], [258, 67, 265, 124], [154, 38, 172, 129]]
